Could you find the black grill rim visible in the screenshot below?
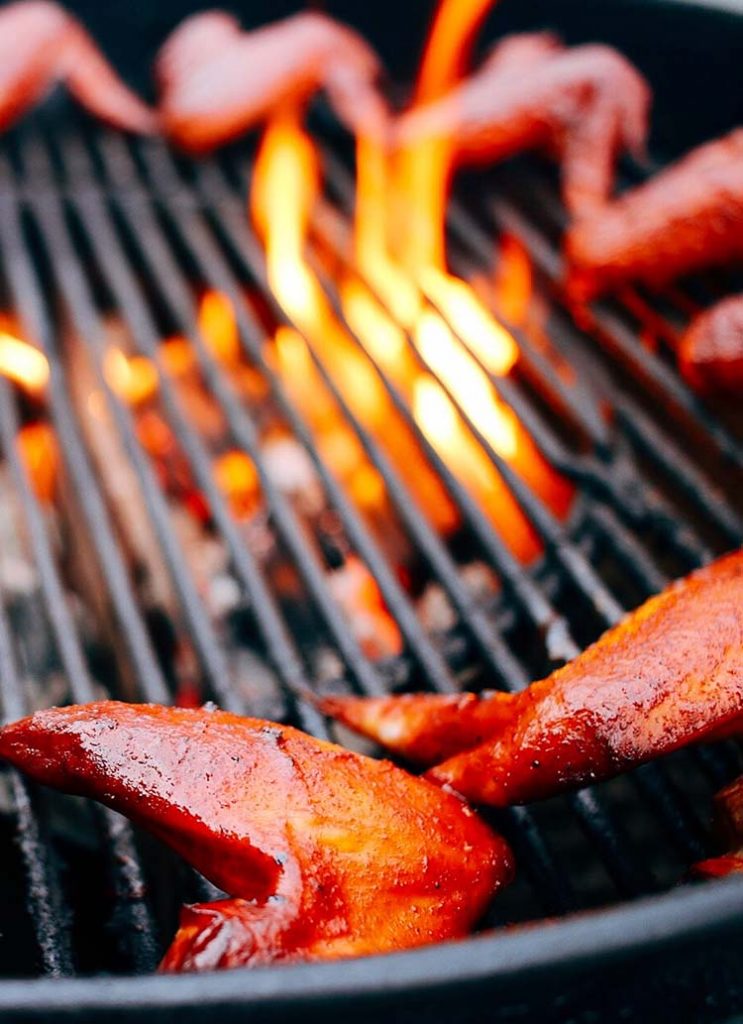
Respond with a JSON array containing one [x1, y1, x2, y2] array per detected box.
[[0, 876, 740, 1015]]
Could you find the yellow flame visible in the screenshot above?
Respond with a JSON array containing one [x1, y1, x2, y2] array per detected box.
[[0, 332, 49, 395], [397, 0, 499, 270], [251, 110, 326, 334], [412, 376, 539, 559], [104, 347, 159, 406], [414, 309, 517, 458], [252, 113, 460, 534], [418, 266, 518, 375]]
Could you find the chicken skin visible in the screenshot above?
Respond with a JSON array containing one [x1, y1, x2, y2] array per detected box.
[[0, 1, 155, 134], [694, 776, 743, 879], [0, 701, 511, 971], [566, 130, 743, 300], [156, 10, 388, 153], [321, 550, 743, 806], [678, 294, 743, 396], [394, 33, 651, 217]]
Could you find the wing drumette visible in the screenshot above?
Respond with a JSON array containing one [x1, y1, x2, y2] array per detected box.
[[566, 130, 743, 300], [394, 34, 651, 217], [156, 10, 388, 153], [694, 776, 743, 879], [678, 294, 743, 396], [0, 1, 155, 134], [0, 701, 511, 970], [321, 550, 743, 805]]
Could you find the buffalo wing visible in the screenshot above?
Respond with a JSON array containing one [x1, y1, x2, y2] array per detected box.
[[394, 34, 651, 217], [156, 10, 388, 153], [679, 294, 743, 396], [694, 776, 743, 879], [0, 701, 511, 970], [321, 550, 743, 805], [566, 130, 743, 300], [0, 1, 155, 134]]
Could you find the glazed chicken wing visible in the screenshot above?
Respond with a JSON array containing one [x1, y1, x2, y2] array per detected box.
[[678, 294, 743, 396], [156, 10, 388, 153], [0, 1, 155, 134], [694, 776, 743, 879], [0, 701, 511, 970], [321, 550, 743, 805], [566, 130, 743, 300], [394, 34, 651, 217]]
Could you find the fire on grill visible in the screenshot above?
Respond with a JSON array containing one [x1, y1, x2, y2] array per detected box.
[[0, 0, 741, 993]]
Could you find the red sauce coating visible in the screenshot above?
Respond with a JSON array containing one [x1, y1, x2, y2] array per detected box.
[[394, 34, 650, 217], [156, 11, 387, 152], [0, 1, 154, 134], [566, 130, 743, 300], [324, 552, 743, 806], [0, 701, 512, 970]]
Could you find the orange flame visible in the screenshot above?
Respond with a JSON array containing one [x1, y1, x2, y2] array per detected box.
[[339, 0, 573, 556], [104, 347, 159, 406], [253, 112, 458, 534], [397, 0, 498, 270], [17, 422, 58, 503], [213, 449, 259, 519], [413, 378, 538, 558], [415, 0, 497, 103], [329, 554, 402, 659], [0, 332, 49, 395], [493, 234, 533, 326], [199, 290, 240, 364]]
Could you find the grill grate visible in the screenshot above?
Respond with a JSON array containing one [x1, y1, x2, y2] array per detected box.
[[0, 106, 741, 989]]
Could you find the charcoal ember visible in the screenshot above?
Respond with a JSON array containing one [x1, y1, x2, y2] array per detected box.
[[460, 561, 501, 604], [417, 582, 457, 634], [226, 647, 286, 721]]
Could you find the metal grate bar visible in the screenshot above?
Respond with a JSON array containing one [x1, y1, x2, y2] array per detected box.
[[0, 107, 738, 984], [131, 145, 657, 901], [0, 378, 159, 973], [17, 134, 243, 715], [97, 136, 529, 699], [194, 156, 680, 896], [310, 155, 713, 606], [486, 184, 743, 475], [320, 148, 612, 455], [0, 156, 170, 706], [421, 181, 743, 564], [0, 515, 73, 975], [132, 138, 459, 697], [31, 128, 332, 734], [81, 135, 583, 912], [287, 149, 717, 866]]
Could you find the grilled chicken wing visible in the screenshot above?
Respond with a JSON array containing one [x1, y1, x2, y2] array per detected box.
[[0, 701, 511, 970], [694, 776, 743, 879], [321, 551, 743, 805], [678, 294, 743, 396], [566, 130, 743, 300], [395, 34, 651, 217], [0, 1, 155, 134], [156, 10, 388, 153]]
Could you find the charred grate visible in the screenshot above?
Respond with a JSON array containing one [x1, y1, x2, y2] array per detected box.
[[0, 104, 740, 993]]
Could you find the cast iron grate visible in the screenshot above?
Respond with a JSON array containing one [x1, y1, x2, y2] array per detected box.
[[0, 105, 740, 997]]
